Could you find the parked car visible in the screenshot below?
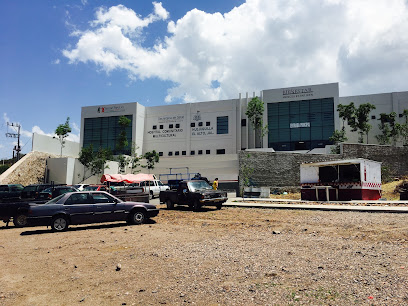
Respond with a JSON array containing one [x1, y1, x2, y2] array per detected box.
[[0, 184, 24, 202], [74, 184, 90, 191], [84, 185, 109, 192], [36, 186, 78, 201], [26, 191, 159, 231], [159, 180, 227, 211], [21, 184, 62, 200], [139, 180, 170, 199]]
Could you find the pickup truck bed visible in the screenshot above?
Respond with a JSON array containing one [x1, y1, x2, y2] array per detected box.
[[0, 202, 31, 227]]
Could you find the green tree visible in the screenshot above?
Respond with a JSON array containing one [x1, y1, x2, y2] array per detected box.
[[375, 112, 398, 145], [353, 103, 376, 143], [396, 109, 408, 146], [129, 143, 142, 174], [336, 102, 376, 144], [337, 103, 356, 129], [115, 116, 132, 173], [142, 150, 160, 173], [78, 144, 113, 179], [329, 129, 348, 153], [116, 116, 131, 154], [55, 117, 72, 156], [245, 96, 268, 148]]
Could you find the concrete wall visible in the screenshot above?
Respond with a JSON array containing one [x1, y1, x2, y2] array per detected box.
[[32, 133, 80, 157], [339, 91, 408, 144]]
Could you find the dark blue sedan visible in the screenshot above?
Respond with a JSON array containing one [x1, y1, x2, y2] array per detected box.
[[26, 191, 159, 231]]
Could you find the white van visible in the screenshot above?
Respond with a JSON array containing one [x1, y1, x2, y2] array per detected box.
[[139, 180, 170, 198]]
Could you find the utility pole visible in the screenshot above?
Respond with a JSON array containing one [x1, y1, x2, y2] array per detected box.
[[6, 122, 21, 161]]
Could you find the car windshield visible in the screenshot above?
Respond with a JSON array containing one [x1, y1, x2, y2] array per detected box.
[[23, 186, 38, 192], [84, 186, 98, 191], [187, 181, 213, 192], [45, 194, 65, 204], [42, 187, 52, 193]]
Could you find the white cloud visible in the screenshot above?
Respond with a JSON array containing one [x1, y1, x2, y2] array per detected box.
[[53, 59, 61, 64], [62, 0, 408, 102]]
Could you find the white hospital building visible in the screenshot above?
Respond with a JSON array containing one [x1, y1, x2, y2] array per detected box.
[[80, 82, 408, 181]]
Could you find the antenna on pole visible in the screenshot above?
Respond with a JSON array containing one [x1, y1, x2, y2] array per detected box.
[[6, 122, 21, 161]]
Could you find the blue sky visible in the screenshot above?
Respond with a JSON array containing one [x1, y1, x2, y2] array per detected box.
[[1, 0, 408, 159]]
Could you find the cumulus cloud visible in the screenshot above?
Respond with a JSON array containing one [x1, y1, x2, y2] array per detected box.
[[62, 0, 408, 102]]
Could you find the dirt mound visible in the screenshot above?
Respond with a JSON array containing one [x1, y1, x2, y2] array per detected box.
[[0, 151, 58, 185]]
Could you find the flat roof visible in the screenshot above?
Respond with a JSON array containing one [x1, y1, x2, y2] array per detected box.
[[301, 158, 382, 167]]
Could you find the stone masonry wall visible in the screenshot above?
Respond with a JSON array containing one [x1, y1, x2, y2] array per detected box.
[[341, 143, 408, 178], [239, 144, 408, 191]]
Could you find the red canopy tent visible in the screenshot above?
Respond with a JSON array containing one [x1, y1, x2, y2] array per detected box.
[[101, 173, 156, 184]]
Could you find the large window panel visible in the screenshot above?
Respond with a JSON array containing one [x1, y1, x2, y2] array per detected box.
[[311, 127, 323, 140], [278, 116, 289, 129], [279, 129, 290, 142], [217, 116, 229, 134], [290, 128, 301, 141], [300, 127, 310, 141]]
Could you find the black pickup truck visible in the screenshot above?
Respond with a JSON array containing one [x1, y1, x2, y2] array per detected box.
[[0, 202, 30, 227], [159, 180, 227, 211]]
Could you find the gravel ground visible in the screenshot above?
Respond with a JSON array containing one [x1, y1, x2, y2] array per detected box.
[[0, 205, 407, 305]]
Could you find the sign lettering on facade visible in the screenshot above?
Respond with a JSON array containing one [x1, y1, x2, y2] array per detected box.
[[282, 87, 314, 99], [97, 106, 125, 113], [158, 115, 184, 123], [290, 122, 311, 128]]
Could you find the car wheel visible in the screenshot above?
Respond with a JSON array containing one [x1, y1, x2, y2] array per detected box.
[[128, 210, 146, 225], [51, 216, 68, 232], [166, 199, 174, 210], [216, 203, 222, 210], [149, 191, 154, 200], [193, 200, 201, 212], [13, 214, 27, 227]]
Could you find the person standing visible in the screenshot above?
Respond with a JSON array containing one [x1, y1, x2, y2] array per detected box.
[[212, 178, 219, 190]]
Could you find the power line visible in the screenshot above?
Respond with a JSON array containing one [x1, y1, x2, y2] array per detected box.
[[5, 122, 21, 160]]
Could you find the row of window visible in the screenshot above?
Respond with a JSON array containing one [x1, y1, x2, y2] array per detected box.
[[151, 116, 229, 134], [158, 149, 226, 157]]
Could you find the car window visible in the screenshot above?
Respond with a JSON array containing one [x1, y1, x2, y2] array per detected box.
[[92, 193, 116, 204], [66, 193, 91, 205], [43, 187, 52, 193], [100, 187, 107, 191], [46, 194, 65, 204], [0, 186, 9, 192], [23, 186, 37, 192], [157, 181, 164, 186]]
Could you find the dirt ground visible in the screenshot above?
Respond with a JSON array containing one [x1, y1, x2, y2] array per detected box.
[[1, 205, 408, 305]]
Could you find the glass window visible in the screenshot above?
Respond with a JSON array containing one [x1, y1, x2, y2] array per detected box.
[[175, 151, 179, 156], [168, 152, 173, 156], [169, 124, 173, 129], [190, 123, 195, 127], [176, 124, 180, 128], [182, 151, 186, 155], [206, 150, 210, 154], [153, 125, 157, 130], [198, 122, 203, 127], [198, 150, 203, 155], [83, 115, 133, 155], [217, 116, 228, 134], [92, 193, 116, 204], [216, 149, 226, 154], [241, 119, 246, 126], [206, 121, 210, 126], [160, 125, 163, 129], [67, 193, 91, 205], [191, 150, 195, 155], [159, 152, 163, 156]]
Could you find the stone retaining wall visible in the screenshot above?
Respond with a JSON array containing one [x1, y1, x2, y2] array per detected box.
[[239, 144, 408, 191]]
